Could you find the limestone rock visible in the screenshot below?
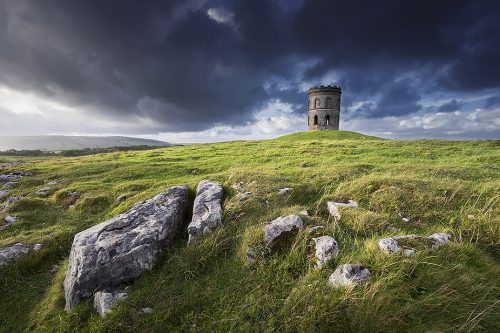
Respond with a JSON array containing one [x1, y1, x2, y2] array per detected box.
[[313, 236, 339, 268], [117, 195, 127, 202], [246, 247, 255, 262], [63, 185, 188, 311], [35, 187, 51, 196], [0, 171, 31, 182], [299, 209, 309, 216], [67, 191, 80, 205], [327, 200, 358, 221], [308, 226, 324, 235], [94, 290, 128, 317], [0, 243, 30, 266], [1, 215, 18, 231], [327, 264, 371, 288], [378, 235, 418, 255], [140, 307, 153, 314], [187, 180, 223, 244], [0, 189, 10, 200], [427, 233, 451, 248], [33, 243, 43, 251], [265, 214, 304, 248], [1, 196, 22, 211], [277, 188, 294, 195]]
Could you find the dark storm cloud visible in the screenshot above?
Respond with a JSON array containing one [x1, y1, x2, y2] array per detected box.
[[0, 0, 499, 133]]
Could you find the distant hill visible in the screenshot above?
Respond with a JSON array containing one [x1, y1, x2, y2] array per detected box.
[[0, 135, 170, 151]]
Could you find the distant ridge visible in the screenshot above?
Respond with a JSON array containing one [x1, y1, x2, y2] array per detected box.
[[0, 135, 170, 151]]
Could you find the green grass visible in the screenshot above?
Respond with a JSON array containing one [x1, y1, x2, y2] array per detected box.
[[0, 131, 498, 332]]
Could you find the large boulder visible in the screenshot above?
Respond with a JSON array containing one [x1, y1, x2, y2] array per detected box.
[[187, 180, 223, 244], [312, 236, 339, 268], [64, 185, 189, 311], [327, 264, 371, 288], [94, 290, 128, 317], [0, 243, 30, 266], [265, 214, 304, 248]]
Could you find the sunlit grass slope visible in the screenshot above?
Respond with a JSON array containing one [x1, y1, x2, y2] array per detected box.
[[0, 131, 499, 332]]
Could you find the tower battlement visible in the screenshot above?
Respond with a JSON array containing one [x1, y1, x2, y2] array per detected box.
[[307, 85, 342, 131]]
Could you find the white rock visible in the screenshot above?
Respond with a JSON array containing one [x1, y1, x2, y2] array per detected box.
[[427, 233, 451, 248], [378, 237, 401, 254], [94, 290, 128, 317], [5, 215, 17, 223], [63, 185, 188, 311], [327, 200, 358, 221], [467, 214, 475, 219], [308, 226, 324, 234], [401, 217, 410, 222], [299, 209, 309, 216], [277, 188, 294, 195], [187, 180, 223, 244], [116, 195, 127, 202], [140, 307, 153, 314], [0, 243, 30, 266], [265, 214, 304, 247], [313, 236, 339, 269], [33, 243, 43, 251], [327, 264, 371, 288]]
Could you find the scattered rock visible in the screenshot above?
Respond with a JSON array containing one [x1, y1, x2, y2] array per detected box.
[[67, 191, 80, 205], [0, 243, 30, 266], [63, 185, 189, 311], [116, 195, 127, 202], [94, 290, 128, 317], [0, 171, 32, 182], [308, 226, 324, 234], [277, 188, 294, 195], [140, 307, 153, 314], [313, 236, 339, 269], [1, 196, 22, 211], [327, 200, 358, 221], [45, 180, 58, 185], [188, 168, 200, 175], [427, 233, 451, 248], [265, 214, 304, 248], [0, 189, 11, 199], [378, 235, 418, 255], [327, 264, 371, 288], [35, 187, 51, 196], [1, 215, 18, 231], [1, 182, 16, 190], [299, 209, 309, 216], [246, 247, 255, 262], [187, 180, 224, 244], [399, 212, 410, 222], [50, 264, 60, 274], [237, 191, 252, 200], [33, 243, 43, 251]]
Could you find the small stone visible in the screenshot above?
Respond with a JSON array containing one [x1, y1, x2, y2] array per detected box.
[[93, 290, 128, 317], [117, 195, 127, 202], [427, 233, 451, 248], [308, 226, 324, 234], [327, 264, 371, 288], [140, 307, 153, 314], [50, 264, 60, 274], [0, 189, 11, 199], [327, 200, 358, 221], [401, 217, 410, 222], [45, 180, 58, 185], [67, 191, 80, 205], [246, 247, 255, 262], [33, 243, 43, 251], [0, 243, 30, 266], [189, 168, 200, 175], [299, 209, 309, 216], [378, 237, 401, 254], [277, 188, 294, 195], [312, 236, 339, 269], [35, 187, 51, 196], [467, 214, 475, 219], [5, 215, 17, 223], [265, 214, 304, 248]]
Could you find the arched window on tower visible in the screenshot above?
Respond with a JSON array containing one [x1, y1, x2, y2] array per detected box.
[[315, 98, 321, 108], [313, 115, 318, 125], [325, 115, 330, 126], [326, 97, 333, 108]]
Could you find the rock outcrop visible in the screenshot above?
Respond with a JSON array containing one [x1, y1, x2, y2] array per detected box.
[[0, 243, 30, 266], [64, 185, 188, 311], [265, 214, 304, 248], [312, 236, 339, 268], [94, 290, 128, 317], [0, 171, 32, 182], [327, 264, 371, 288], [327, 200, 358, 221], [378, 233, 451, 255], [187, 180, 223, 244]]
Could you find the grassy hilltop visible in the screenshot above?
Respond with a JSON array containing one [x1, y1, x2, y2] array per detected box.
[[0, 131, 499, 332]]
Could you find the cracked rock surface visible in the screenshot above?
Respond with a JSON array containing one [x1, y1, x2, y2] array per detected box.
[[313, 236, 339, 269], [64, 185, 188, 311], [265, 214, 304, 248], [187, 179, 223, 244], [0, 243, 30, 266], [328, 264, 371, 288]]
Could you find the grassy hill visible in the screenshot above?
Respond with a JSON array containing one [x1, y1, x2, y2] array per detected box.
[[0, 131, 498, 332], [0, 135, 170, 151]]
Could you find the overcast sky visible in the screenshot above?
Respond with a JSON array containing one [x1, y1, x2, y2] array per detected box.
[[0, 0, 499, 142]]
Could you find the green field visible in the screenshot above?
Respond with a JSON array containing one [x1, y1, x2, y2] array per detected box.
[[0, 131, 499, 332]]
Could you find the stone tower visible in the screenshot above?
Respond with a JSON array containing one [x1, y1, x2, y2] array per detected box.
[[307, 85, 342, 130]]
